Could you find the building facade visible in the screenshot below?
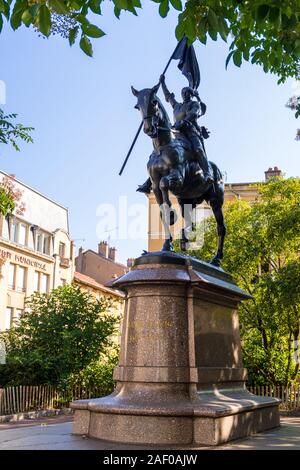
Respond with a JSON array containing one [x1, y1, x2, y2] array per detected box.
[[0, 172, 74, 330], [73, 271, 125, 305], [73, 270, 125, 333], [75, 241, 128, 286], [147, 167, 282, 252]]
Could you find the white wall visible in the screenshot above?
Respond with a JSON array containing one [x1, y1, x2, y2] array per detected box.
[[0, 172, 68, 233]]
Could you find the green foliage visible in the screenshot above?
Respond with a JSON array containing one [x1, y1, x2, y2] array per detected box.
[[0, 285, 118, 386], [0, 0, 299, 80], [0, 174, 25, 217], [61, 348, 119, 395], [0, 108, 34, 153], [0, 185, 15, 218], [182, 177, 300, 385], [286, 91, 300, 140], [175, 0, 300, 83], [80, 34, 93, 56]]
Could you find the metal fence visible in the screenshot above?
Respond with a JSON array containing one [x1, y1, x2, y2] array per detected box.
[[0, 384, 299, 416]]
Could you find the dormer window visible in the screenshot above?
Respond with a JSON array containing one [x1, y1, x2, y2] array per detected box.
[[35, 230, 52, 255]]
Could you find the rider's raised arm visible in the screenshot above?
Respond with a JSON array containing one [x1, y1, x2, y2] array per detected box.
[[185, 101, 201, 122], [160, 75, 178, 109]]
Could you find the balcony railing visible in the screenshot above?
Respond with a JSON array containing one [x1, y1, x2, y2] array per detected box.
[[59, 257, 70, 268]]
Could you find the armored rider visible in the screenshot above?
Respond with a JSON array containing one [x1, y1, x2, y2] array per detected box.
[[137, 75, 213, 194]]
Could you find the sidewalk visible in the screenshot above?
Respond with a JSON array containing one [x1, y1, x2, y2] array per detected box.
[[0, 417, 299, 450]]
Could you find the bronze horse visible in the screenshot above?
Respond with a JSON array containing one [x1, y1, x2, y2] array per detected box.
[[132, 84, 226, 267]]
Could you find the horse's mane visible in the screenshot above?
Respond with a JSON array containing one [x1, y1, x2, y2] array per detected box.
[[155, 95, 172, 129]]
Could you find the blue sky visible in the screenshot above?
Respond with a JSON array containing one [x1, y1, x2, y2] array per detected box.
[[0, 3, 299, 264]]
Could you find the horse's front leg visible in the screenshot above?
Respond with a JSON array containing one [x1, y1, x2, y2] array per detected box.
[[210, 199, 226, 267], [152, 184, 173, 252], [159, 168, 184, 226], [179, 202, 194, 251]]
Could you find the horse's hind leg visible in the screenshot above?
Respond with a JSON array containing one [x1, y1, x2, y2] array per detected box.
[[210, 198, 226, 266]]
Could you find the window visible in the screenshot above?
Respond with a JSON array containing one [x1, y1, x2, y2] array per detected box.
[[14, 309, 23, 321], [5, 308, 13, 330], [18, 224, 27, 245], [40, 273, 49, 293], [36, 233, 43, 252], [35, 232, 52, 255], [16, 266, 26, 292], [34, 272, 50, 293], [43, 235, 50, 255], [34, 271, 39, 292], [9, 220, 28, 246], [8, 263, 16, 289], [59, 242, 66, 257], [10, 222, 17, 243], [2, 217, 9, 239]]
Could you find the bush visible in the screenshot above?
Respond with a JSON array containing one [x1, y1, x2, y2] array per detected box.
[[0, 285, 118, 386], [60, 349, 120, 398]]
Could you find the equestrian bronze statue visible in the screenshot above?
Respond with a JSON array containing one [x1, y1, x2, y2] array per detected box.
[[132, 78, 226, 267]]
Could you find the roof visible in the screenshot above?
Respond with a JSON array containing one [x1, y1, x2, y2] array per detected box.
[[74, 271, 125, 299], [0, 171, 69, 211], [225, 182, 260, 187], [80, 249, 128, 271]]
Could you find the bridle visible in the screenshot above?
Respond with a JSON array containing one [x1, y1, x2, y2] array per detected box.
[[143, 105, 171, 135]]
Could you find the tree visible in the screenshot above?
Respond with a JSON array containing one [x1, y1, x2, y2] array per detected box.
[[0, 285, 117, 386], [286, 90, 300, 140], [0, 108, 34, 153], [182, 177, 300, 385], [0, 1, 299, 81], [0, 174, 26, 218]]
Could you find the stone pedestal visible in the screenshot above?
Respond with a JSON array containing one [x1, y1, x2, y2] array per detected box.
[[71, 252, 280, 446]]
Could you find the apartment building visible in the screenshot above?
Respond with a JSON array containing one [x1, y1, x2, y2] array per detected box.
[[0, 172, 74, 330]]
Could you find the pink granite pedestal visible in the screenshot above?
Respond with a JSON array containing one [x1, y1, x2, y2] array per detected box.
[[71, 252, 280, 446]]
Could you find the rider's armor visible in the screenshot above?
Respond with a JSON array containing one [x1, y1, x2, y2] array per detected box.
[[137, 81, 213, 194], [163, 84, 213, 183]]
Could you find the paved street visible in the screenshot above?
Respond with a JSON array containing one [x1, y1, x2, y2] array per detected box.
[[0, 417, 299, 450]]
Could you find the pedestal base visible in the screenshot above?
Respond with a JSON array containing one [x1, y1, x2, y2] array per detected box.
[[72, 387, 279, 446], [71, 252, 280, 446]]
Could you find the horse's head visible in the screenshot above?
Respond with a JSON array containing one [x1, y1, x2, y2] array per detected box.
[[131, 84, 169, 138]]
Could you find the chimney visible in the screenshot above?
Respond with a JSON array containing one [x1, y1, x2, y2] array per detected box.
[[75, 246, 84, 272], [108, 247, 116, 261], [127, 258, 135, 268], [98, 241, 109, 258], [265, 166, 282, 181]]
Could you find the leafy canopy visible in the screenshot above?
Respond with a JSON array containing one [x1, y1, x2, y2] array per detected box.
[[0, 0, 299, 81], [0, 285, 118, 385], [0, 174, 26, 218], [183, 177, 300, 385], [286, 89, 300, 139], [0, 108, 34, 153]]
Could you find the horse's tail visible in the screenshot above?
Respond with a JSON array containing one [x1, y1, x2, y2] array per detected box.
[[209, 161, 223, 184]]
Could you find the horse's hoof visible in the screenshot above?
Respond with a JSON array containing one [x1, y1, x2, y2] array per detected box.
[[180, 241, 187, 251], [161, 241, 174, 252]]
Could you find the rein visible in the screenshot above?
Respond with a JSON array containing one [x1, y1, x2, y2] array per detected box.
[[143, 114, 173, 133]]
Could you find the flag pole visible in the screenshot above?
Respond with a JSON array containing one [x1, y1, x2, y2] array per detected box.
[[118, 121, 143, 176], [118, 38, 186, 176]]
